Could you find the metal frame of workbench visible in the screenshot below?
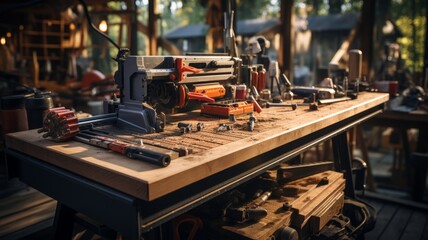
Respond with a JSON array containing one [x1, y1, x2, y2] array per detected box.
[[5, 103, 384, 239]]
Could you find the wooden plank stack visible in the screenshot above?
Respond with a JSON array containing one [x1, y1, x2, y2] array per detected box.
[[222, 170, 345, 239]]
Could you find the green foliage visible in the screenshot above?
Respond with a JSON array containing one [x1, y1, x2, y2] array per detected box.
[[236, 0, 278, 20], [341, 0, 363, 13], [328, 0, 343, 14], [176, 1, 206, 25], [159, 0, 206, 33], [390, 0, 426, 72], [159, 0, 279, 31], [303, 0, 362, 15], [300, 0, 425, 73], [96, 0, 426, 74]]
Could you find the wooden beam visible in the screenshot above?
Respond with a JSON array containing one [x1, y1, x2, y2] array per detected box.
[[157, 37, 182, 55], [330, 21, 360, 67], [137, 22, 149, 36], [254, 23, 280, 40]]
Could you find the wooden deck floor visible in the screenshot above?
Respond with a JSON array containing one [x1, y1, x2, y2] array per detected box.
[[363, 194, 428, 240]]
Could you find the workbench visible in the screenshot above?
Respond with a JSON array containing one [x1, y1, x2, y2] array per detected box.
[[364, 109, 428, 201], [5, 92, 389, 239]]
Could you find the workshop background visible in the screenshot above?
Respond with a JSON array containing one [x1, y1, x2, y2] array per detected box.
[[0, 0, 427, 239]]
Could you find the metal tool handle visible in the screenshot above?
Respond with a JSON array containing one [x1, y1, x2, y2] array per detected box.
[[125, 146, 171, 167]]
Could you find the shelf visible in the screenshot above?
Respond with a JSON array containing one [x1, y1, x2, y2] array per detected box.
[[23, 31, 71, 37]]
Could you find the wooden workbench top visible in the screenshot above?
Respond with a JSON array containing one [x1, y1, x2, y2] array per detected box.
[[6, 92, 389, 201]]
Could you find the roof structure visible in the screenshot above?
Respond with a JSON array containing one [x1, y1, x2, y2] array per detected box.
[[236, 18, 279, 35], [163, 23, 208, 39], [307, 13, 359, 32], [164, 13, 361, 39], [164, 18, 279, 39]]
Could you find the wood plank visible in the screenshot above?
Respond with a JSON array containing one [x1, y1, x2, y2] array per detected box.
[[222, 199, 292, 240], [5, 92, 389, 201], [365, 204, 398, 240], [291, 178, 345, 229], [310, 192, 344, 232], [400, 211, 427, 240], [380, 207, 412, 240], [289, 172, 344, 219], [0, 189, 51, 219], [0, 199, 56, 236], [222, 171, 345, 239]]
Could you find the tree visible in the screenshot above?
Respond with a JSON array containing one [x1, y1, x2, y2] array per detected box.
[[300, 0, 425, 74], [328, 0, 343, 14], [159, 0, 206, 32], [342, 0, 363, 13], [236, 0, 276, 20], [390, 0, 426, 72]]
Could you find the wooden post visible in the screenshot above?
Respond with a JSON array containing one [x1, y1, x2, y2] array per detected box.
[[32, 51, 39, 87], [148, 0, 157, 55], [360, 0, 376, 82], [206, 0, 224, 53], [280, 0, 294, 82]]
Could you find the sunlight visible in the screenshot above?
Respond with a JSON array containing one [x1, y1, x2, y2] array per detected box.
[[46, 145, 88, 155]]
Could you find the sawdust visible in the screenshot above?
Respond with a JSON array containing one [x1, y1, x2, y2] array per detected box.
[[89, 94, 370, 159]]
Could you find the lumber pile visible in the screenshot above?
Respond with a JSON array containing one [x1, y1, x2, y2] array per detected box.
[[222, 170, 345, 240]]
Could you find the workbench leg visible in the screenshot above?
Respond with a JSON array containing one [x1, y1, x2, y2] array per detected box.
[[53, 202, 76, 240], [401, 128, 411, 187], [356, 126, 376, 192], [332, 132, 356, 199], [413, 128, 428, 201]]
